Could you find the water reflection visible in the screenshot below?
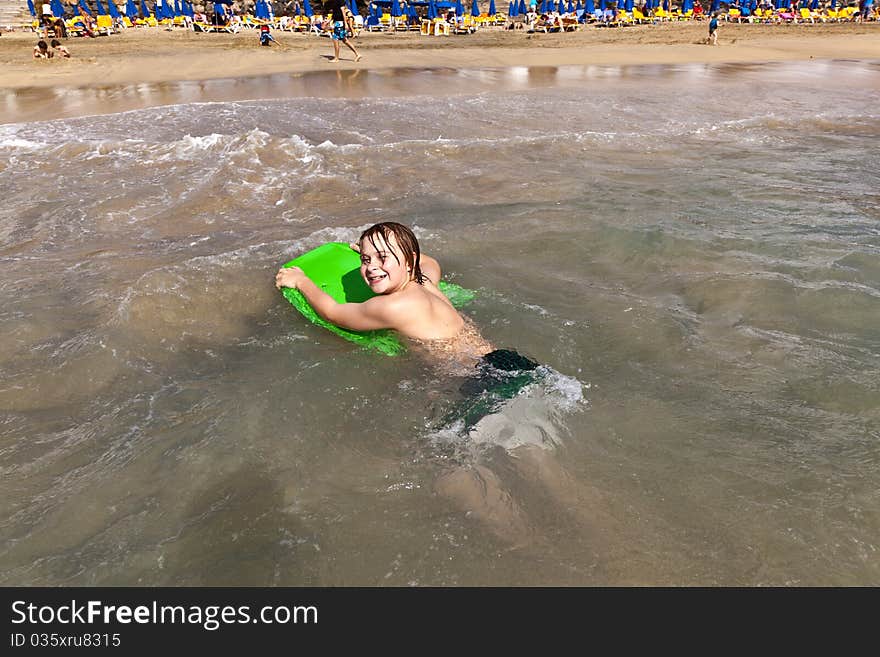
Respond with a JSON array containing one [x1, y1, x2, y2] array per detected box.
[[3, 59, 878, 126]]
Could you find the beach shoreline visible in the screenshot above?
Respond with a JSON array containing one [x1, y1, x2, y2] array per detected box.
[[2, 22, 879, 93]]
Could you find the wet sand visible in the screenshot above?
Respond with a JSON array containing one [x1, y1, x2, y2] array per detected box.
[[2, 22, 879, 94]]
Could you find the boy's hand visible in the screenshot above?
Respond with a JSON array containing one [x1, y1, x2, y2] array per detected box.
[[348, 243, 360, 253], [275, 266, 307, 290]]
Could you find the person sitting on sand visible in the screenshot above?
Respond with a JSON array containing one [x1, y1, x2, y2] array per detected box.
[[50, 39, 70, 58], [33, 40, 53, 59], [259, 24, 277, 45]]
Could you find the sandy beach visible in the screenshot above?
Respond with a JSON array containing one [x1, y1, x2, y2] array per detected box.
[[2, 22, 879, 93]]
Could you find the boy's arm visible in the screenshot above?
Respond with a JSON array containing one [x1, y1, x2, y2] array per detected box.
[[276, 266, 400, 331]]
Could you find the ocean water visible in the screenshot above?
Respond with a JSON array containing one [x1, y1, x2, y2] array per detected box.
[[1, 60, 879, 585]]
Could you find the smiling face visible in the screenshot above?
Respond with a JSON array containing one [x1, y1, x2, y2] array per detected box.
[[358, 232, 413, 295]]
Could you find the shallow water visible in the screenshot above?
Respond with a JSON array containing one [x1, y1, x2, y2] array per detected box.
[[1, 60, 879, 585]]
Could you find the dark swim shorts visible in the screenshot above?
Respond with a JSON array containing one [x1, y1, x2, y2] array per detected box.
[[449, 349, 541, 432]]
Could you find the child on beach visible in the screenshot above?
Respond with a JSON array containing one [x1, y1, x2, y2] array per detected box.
[[258, 24, 276, 46], [707, 12, 719, 45], [50, 39, 70, 58], [33, 40, 52, 59]]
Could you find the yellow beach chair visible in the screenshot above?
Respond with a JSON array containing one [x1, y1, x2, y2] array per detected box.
[[96, 14, 115, 34]]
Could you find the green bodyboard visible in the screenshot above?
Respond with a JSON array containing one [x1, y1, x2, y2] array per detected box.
[[281, 242, 475, 356]]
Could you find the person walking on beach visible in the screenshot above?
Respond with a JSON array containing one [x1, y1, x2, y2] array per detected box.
[[326, 0, 361, 63], [707, 12, 718, 45]]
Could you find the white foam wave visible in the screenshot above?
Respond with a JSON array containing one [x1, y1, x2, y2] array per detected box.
[[0, 137, 44, 151], [429, 366, 587, 456]]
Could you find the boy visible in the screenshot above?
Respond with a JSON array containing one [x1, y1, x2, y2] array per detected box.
[[707, 12, 718, 45], [276, 222, 466, 343], [50, 39, 70, 58], [33, 40, 53, 59], [259, 24, 276, 46]]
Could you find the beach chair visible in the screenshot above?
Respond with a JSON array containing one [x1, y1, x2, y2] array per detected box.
[[561, 15, 580, 30], [432, 18, 451, 35], [616, 11, 634, 25], [65, 17, 85, 36], [632, 7, 648, 23], [798, 7, 815, 23], [96, 14, 115, 34]]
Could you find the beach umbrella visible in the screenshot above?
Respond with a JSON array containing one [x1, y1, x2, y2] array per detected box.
[[517, 0, 525, 12], [456, 0, 463, 15], [27, 0, 36, 16], [507, 1, 513, 14], [583, 0, 593, 11], [349, 0, 360, 16], [555, 0, 562, 11], [390, 0, 401, 14], [566, 0, 572, 11], [810, 0, 817, 7], [109, 0, 121, 16], [125, 0, 137, 16], [77, 0, 91, 14], [95, 0, 106, 14], [470, 0, 478, 13], [174, 0, 182, 16], [301, 0, 312, 15], [51, 0, 64, 16], [140, 0, 149, 16]]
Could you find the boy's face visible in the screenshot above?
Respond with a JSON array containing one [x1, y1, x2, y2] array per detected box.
[[358, 233, 412, 295]]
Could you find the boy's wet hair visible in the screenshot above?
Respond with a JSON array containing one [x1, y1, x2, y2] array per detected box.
[[50, 39, 60, 47], [37, 40, 48, 49], [358, 222, 426, 284]]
